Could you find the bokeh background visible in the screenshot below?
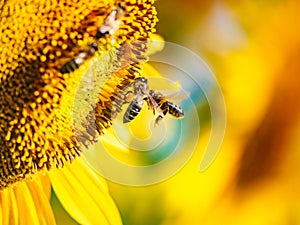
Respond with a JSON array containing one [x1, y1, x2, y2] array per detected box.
[[51, 0, 300, 224]]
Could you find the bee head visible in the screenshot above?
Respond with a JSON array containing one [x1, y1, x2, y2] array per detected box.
[[135, 77, 147, 83]]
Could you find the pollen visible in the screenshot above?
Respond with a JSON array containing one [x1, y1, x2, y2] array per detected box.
[[40, 55, 47, 62], [0, 0, 158, 189]]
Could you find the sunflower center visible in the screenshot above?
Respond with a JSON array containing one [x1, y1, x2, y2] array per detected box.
[[0, 0, 157, 189]]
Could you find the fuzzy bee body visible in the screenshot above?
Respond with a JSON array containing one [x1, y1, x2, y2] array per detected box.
[[167, 101, 184, 118], [60, 3, 126, 73], [148, 90, 184, 125], [96, 3, 126, 39], [60, 42, 98, 74], [123, 77, 184, 125], [123, 77, 148, 123], [123, 98, 144, 123]]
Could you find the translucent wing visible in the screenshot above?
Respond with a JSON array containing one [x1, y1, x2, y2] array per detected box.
[[157, 89, 190, 103], [147, 93, 164, 117]]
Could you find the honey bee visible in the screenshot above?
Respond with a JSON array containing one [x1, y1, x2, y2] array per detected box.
[[123, 77, 184, 125], [96, 2, 126, 39], [60, 3, 126, 73], [147, 90, 184, 126], [60, 42, 98, 74], [123, 77, 150, 123]]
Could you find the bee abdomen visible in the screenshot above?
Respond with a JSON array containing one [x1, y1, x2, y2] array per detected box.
[[60, 59, 80, 74], [123, 100, 142, 123], [60, 43, 98, 74], [168, 102, 184, 118]]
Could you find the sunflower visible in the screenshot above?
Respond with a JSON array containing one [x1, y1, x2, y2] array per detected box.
[[1, 157, 122, 224], [0, 0, 159, 224]]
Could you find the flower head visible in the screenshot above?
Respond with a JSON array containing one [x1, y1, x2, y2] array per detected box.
[[0, 0, 159, 224], [0, 0, 157, 188]]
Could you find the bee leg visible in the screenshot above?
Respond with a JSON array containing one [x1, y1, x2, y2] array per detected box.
[[142, 96, 152, 112], [154, 109, 168, 126], [154, 115, 163, 126]]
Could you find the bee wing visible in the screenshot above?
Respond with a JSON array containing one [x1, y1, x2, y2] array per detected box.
[[156, 89, 190, 103], [151, 80, 189, 102], [147, 94, 164, 117]]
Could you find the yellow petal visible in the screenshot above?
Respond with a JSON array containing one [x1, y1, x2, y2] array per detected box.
[[27, 178, 56, 225], [0, 188, 18, 225], [140, 63, 163, 78], [12, 178, 56, 225], [0, 195, 2, 224], [141, 63, 184, 92], [50, 158, 122, 225], [146, 33, 165, 55], [1, 189, 9, 224], [13, 182, 40, 225], [39, 174, 52, 201]]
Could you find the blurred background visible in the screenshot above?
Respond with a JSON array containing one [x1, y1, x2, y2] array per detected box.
[[52, 0, 300, 224]]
